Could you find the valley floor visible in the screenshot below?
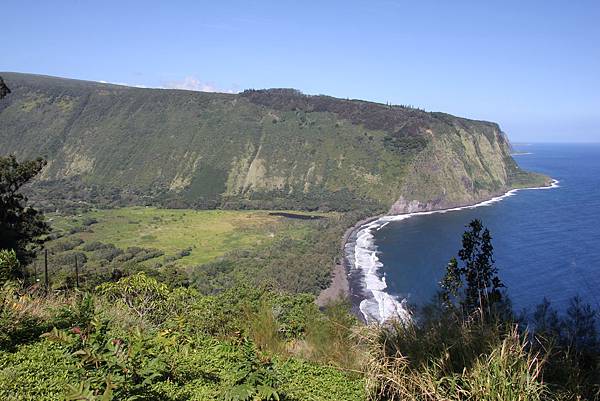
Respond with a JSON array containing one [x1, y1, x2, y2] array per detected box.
[[46, 207, 335, 267]]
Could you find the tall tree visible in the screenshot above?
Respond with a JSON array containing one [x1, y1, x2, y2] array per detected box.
[[0, 155, 50, 270], [0, 76, 10, 99], [440, 219, 504, 319]]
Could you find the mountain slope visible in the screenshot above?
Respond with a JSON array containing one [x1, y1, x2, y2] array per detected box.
[[0, 72, 548, 213]]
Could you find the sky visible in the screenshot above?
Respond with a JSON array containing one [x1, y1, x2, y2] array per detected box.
[[2, 0, 599, 142]]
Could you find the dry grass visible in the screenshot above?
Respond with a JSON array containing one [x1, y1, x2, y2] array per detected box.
[[1, 282, 75, 322], [360, 319, 549, 401]]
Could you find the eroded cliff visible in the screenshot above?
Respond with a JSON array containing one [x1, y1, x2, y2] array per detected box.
[[0, 72, 548, 212]]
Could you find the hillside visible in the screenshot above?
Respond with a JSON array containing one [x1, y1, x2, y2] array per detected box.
[[0, 72, 548, 213]]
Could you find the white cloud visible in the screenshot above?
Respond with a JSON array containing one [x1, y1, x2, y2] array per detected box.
[[95, 77, 236, 93], [163, 76, 237, 93], [98, 80, 135, 87]]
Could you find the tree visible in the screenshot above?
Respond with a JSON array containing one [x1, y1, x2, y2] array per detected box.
[[0, 249, 20, 283], [0, 76, 10, 99], [0, 155, 50, 269], [440, 219, 504, 320], [563, 296, 598, 353], [532, 297, 561, 337]]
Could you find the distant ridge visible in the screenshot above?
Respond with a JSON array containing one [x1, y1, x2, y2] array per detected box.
[[0, 72, 548, 213]]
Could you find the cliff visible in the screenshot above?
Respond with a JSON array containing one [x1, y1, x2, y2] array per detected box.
[[0, 72, 548, 212]]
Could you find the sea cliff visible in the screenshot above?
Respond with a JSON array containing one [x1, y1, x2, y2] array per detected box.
[[0, 72, 547, 214]]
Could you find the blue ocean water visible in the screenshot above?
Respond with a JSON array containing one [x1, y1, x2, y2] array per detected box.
[[373, 143, 600, 316]]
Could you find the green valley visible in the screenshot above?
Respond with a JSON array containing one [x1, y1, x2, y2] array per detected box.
[[3, 72, 595, 401], [46, 208, 333, 268], [31, 207, 353, 296]]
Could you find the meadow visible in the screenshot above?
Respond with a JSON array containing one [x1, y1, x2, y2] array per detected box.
[[46, 207, 331, 267], [31, 207, 349, 295]]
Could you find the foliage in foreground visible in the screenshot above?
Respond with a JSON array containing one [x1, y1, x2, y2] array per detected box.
[[2, 268, 598, 401], [363, 320, 547, 401], [0, 168, 598, 401], [0, 154, 50, 268], [361, 219, 599, 401], [0, 275, 365, 401]]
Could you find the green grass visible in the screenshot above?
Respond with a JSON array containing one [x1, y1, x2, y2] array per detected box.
[[48, 207, 334, 267], [31, 206, 359, 294]]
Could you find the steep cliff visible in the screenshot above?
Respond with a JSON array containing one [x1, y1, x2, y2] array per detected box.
[[388, 114, 549, 213], [0, 72, 548, 213]]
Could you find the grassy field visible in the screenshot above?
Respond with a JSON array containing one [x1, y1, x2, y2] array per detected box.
[[47, 207, 333, 267]]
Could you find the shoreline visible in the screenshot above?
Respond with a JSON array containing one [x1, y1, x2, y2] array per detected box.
[[318, 179, 559, 322], [316, 214, 384, 308]]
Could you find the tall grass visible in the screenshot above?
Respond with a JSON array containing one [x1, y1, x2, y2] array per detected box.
[[466, 327, 547, 401], [304, 299, 361, 370], [244, 299, 285, 354], [0, 282, 84, 348], [361, 317, 549, 401], [243, 297, 363, 371]]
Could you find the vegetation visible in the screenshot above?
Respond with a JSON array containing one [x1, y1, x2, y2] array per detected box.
[[1, 74, 593, 400], [0, 155, 50, 269], [26, 207, 364, 295], [0, 249, 20, 284], [0, 278, 366, 400], [0, 165, 598, 400], [0, 72, 547, 215], [361, 220, 599, 401], [440, 219, 506, 320], [0, 215, 598, 400], [43, 208, 333, 267], [0, 76, 9, 98]]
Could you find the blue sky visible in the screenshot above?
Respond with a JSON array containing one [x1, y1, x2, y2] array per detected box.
[[2, 0, 599, 142]]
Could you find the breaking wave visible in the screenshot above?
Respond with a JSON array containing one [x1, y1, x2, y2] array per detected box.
[[350, 180, 560, 324]]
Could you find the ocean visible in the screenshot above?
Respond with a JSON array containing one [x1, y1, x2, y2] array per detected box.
[[349, 143, 600, 323]]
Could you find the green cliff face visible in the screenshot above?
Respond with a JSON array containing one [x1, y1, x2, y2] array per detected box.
[[0, 72, 548, 213], [389, 114, 549, 213]]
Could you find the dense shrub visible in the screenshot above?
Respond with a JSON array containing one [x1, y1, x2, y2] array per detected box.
[[81, 217, 98, 226], [0, 284, 82, 349], [0, 249, 20, 284], [82, 241, 109, 252], [50, 237, 84, 252]]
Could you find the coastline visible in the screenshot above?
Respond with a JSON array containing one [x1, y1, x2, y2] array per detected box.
[[318, 179, 559, 323], [316, 214, 383, 308]]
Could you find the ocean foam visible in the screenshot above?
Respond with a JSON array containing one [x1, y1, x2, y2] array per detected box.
[[351, 179, 560, 324], [353, 219, 413, 324]]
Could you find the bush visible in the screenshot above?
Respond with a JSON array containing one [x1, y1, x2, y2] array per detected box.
[[0, 249, 20, 284], [82, 241, 109, 252], [531, 297, 600, 399], [0, 284, 80, 349], [96, 273, 170, 322], [303, 299, 359, 369], [42, 321, 170, 400], [81, 218, 98, 227], [52, 251, 87, 267], [51, 237, 84, 252], [0, 342, 82, 400]]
